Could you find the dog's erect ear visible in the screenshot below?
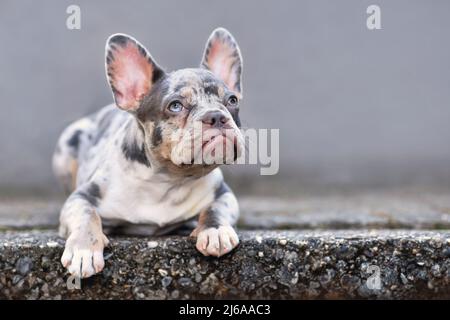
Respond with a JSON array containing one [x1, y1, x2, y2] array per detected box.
[[106, 34, 164, 111], [201, 28, 243, 96]]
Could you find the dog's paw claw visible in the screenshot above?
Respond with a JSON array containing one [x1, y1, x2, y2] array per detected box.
[[195, 226, 239, 257], [62, 232, 108, 278]]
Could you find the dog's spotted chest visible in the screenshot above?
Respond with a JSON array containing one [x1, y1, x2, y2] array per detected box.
[[97, 168, 221, 226]]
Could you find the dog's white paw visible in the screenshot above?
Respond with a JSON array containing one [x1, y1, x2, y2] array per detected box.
[[193, 226, 239, 257], [61, 231, 109, 278]]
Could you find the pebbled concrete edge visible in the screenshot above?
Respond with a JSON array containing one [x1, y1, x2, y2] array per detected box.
[[0, 230, 449, 299]]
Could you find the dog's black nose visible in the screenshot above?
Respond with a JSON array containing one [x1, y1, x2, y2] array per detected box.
[[201, 111, 228, 127]]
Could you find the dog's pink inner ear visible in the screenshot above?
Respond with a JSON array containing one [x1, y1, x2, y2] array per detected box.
[[108, 39, 154, 111], [202, 30, 242, 95]]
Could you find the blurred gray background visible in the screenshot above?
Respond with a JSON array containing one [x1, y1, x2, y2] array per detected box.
[[0, 0, 449, 196]]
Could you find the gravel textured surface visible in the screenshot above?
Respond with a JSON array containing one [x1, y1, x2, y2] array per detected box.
[[0, 230, 449, 299]]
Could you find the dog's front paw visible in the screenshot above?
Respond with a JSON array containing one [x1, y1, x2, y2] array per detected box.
[[61, 231, 109, 278], [192, 226, 239, 257]]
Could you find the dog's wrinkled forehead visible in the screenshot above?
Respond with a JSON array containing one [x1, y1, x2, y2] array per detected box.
[[166, 68, 227, 103], [137, 68, 230, 122], [164, 68, 243, 130]]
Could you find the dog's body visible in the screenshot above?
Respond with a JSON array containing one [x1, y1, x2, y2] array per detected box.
[[54, 104, 226, 228], [53, 28, 244, 278]]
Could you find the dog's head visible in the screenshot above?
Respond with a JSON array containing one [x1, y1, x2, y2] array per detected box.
[[105, 28, 244, 176]]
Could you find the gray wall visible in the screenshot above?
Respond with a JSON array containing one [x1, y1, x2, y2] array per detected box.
[[1, 0, 450, 194]]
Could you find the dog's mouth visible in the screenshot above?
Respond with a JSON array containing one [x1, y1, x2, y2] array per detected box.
[[177, 130, 240, 167], [202, 131, 238, 156], [201, 134, 225, 150], [173, 126, 242, 169]]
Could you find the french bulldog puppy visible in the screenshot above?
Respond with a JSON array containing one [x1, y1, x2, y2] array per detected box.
[[52, 28, 244, 278]]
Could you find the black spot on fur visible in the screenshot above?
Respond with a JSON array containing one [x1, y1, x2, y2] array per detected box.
[[152, 126, 163, 147], [152, 67, 165, 84], [109, 34, 129, 48], [92, 108, 118, 145], [215, 181, 231, 200], [200, 72, 220, 85], [229, 108, 241, 128], [204, 85, 219, 96], [106, 51, 115, 65], [137, 45, 147, 58], [202, 207, 223, 229], [198, 182, 233, 228], [137, 76, 170, 122], [75, 182, 101, 207], [67, 130, 82, 148], [122, 140, 150, 167]]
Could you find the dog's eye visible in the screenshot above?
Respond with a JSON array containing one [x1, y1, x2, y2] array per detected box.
[[227, 95, 238, 107], [168, 101, 184, 113]]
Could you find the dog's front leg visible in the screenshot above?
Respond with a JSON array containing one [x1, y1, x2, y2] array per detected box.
[[59, 185, 109, 278], [191, 183, 240, 257]]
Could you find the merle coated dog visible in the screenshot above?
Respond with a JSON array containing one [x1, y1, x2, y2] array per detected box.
[[53, 28, 244, 278]]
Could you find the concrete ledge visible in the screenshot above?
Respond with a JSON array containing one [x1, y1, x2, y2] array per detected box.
[[2, 191, 450, 230], [1, 230, 449, 299]]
